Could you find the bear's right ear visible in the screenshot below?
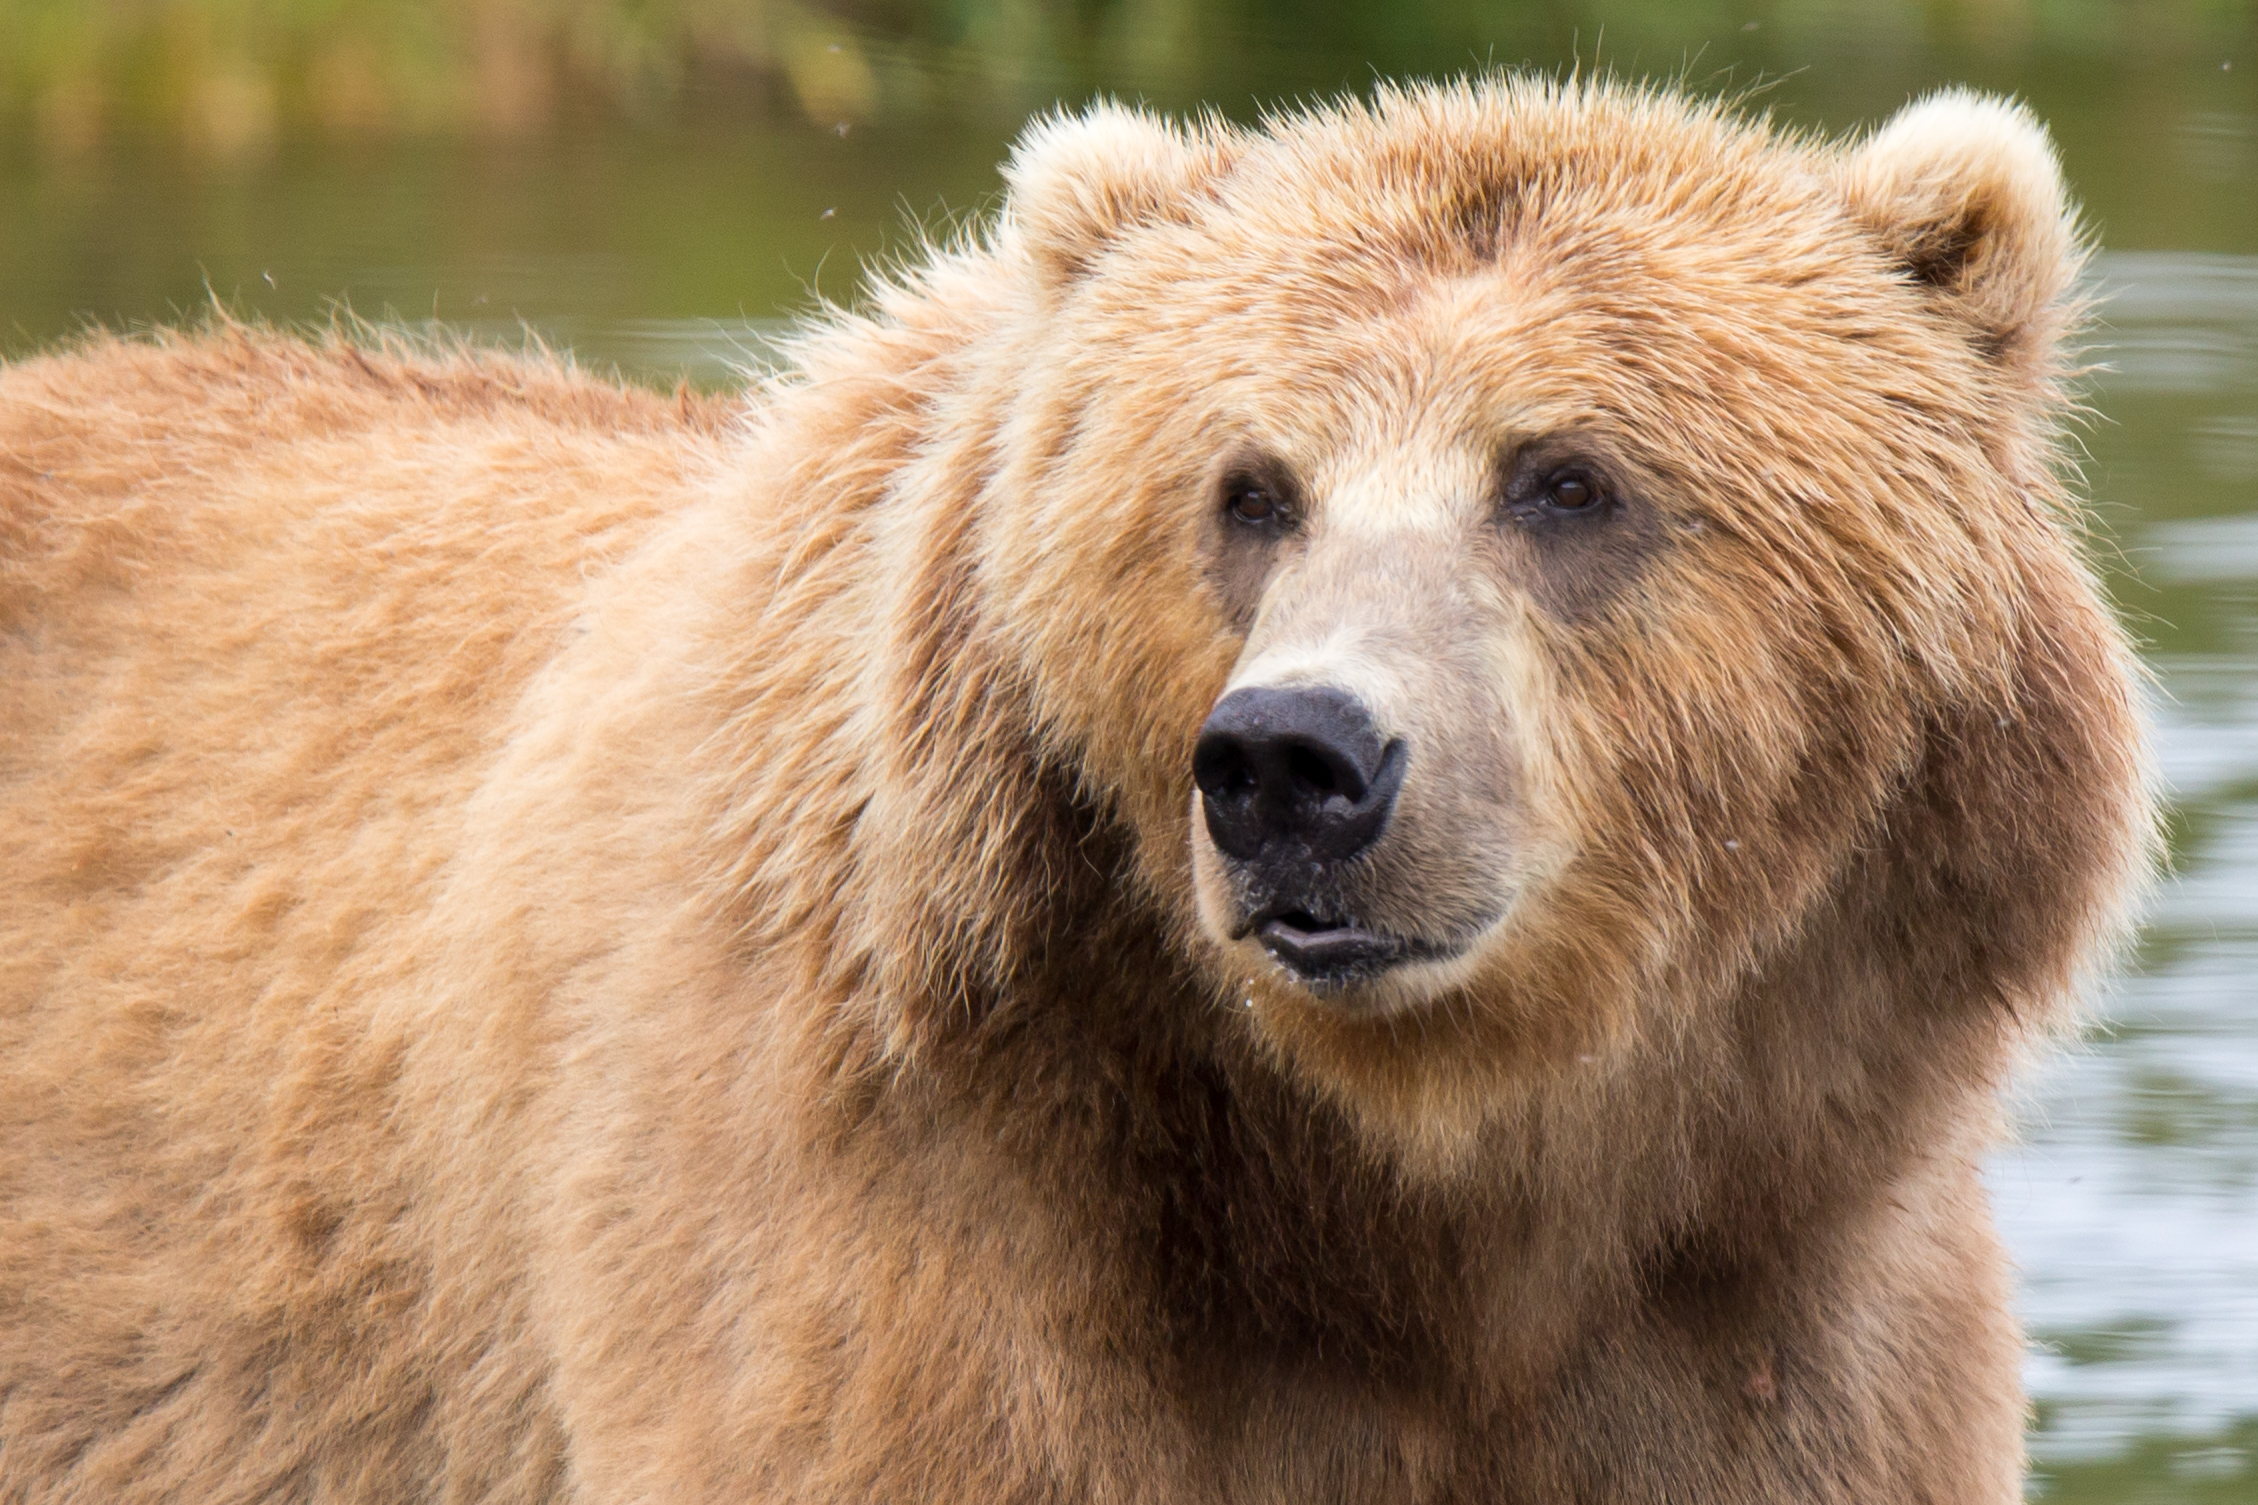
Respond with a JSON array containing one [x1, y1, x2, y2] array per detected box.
[[1002, 102, 1236, 285], [1835, 90, 2085, 385]]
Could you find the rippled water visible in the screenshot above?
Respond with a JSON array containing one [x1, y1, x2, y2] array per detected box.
[[3, 69, 2254, 1503]]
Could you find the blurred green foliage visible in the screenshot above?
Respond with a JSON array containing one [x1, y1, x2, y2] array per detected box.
[[0, 0, 2252, 151]]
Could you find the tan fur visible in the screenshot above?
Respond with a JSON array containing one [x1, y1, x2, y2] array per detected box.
[[0, 81, 2154, 1503]]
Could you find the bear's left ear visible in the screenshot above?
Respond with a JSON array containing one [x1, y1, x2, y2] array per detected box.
[[1836, 91, 2084, 379], [1002, 101, 1237, 285]]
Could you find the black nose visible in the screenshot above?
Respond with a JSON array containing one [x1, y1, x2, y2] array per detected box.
[[1193, 686, 1407, 863]]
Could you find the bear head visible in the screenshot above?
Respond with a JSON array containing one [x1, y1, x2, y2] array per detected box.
[[819, 80, 2153, 1164]]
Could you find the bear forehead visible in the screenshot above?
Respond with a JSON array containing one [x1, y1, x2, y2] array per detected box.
[[1066, 87, 1930, 395], [1074, 230, 1950, 492], [1187, 88, 1844, 283]]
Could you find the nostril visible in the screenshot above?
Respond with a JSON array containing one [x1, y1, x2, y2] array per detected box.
[[1192, 732, 1258, 804], [1286, 745, 1337, 798]]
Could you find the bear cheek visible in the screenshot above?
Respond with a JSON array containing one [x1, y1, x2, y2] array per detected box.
[[987, 490, 1250, 902]]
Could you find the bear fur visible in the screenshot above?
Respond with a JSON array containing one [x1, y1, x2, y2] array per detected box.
[[0, 79, 2153, 1503]]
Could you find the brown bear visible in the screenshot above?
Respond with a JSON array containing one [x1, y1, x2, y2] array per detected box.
[[0, 78, 2153, 1503]]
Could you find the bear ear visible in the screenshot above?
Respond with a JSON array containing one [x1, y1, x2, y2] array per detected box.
[[1836, 91, 2084, 376], [1002, 101, 1235, 285]]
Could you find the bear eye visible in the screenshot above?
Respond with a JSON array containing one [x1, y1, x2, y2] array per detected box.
[[1544, 472, 1603, 512], [1224, 477, 1289, 528], [1216, 457, 1305, 537], [1495, 448, 1625, 532]]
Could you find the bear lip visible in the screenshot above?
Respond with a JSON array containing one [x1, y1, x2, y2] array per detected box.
[[1252, 911, 1415, 986]]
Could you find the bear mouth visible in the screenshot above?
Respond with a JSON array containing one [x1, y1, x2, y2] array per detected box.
[[1246, 909, 1457, 988]]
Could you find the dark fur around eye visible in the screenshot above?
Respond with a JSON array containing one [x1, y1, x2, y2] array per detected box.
[[1203, 453, 1305, 631], [1489, 439, 1657, 620]]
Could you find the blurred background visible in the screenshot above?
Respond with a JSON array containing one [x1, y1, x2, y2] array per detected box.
[[3, 2, 2254, 1499]]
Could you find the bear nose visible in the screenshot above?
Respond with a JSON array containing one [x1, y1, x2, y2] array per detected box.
[[1193, 686, 1408, 863]]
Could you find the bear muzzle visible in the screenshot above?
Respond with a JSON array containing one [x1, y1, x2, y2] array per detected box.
[[1193, 685, 1435, 988]]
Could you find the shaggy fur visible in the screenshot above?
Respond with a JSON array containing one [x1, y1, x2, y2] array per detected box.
[[0, 80, 2153, 1503]]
